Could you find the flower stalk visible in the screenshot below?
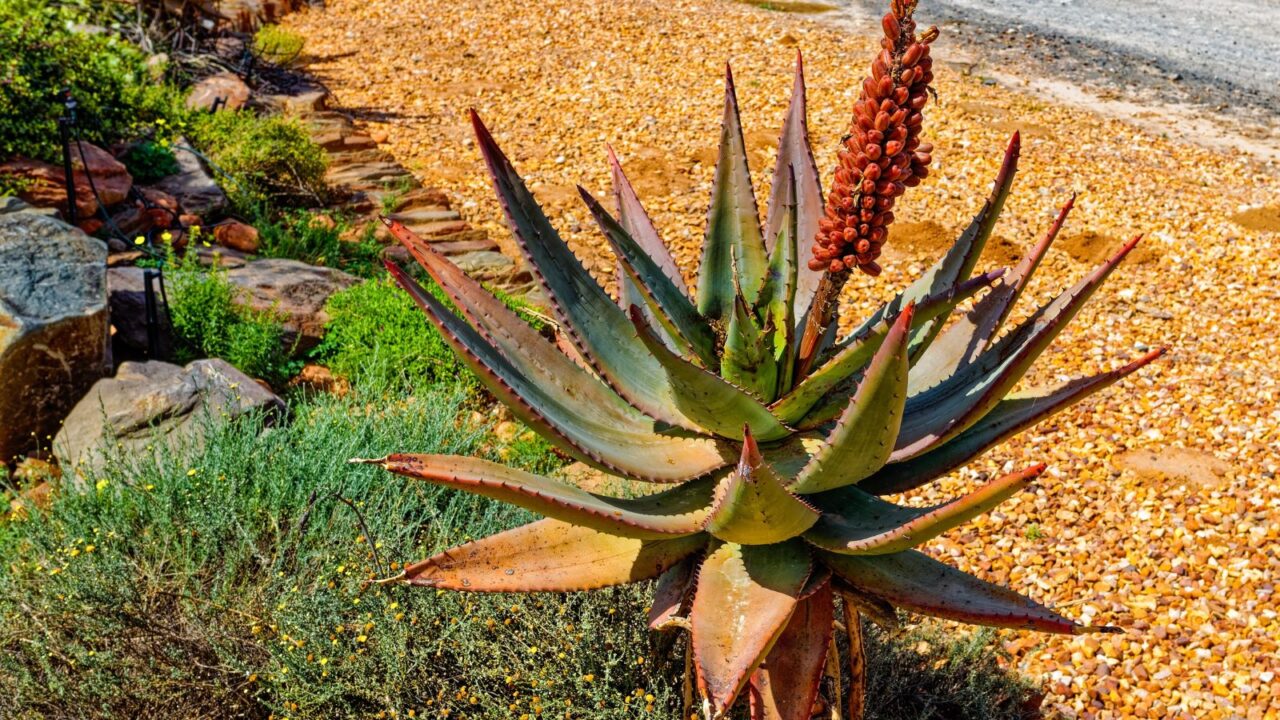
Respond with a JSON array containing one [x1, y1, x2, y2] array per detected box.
[[796, 0, 938, 378]]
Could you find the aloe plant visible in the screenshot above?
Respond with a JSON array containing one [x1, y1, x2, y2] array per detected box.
[[356, 3, 1160, 717]]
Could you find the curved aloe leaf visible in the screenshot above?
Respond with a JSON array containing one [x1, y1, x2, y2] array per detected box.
[[649, 555, 698, 630], [630, 306, 792, 442], [789, 304, 914, 494], [373, 454, 717, 539], [406, 518, 706, 592], [863, 348, 1164, 495], [723, 291, 780, 401], [910, 195, 1073, 393], [820, 548, 1115, 635], [758, 168, 799, 398], [766, 51, 824, 326], [894, 236, 1142, 458], [608, 145, 687, 297], [749, 578, 833, 720], [386, 262, 733, 482], [469, 111, 700, 429], [705, 428, 819, 545], [774, 270, 1002, 425], [698, 65, 768, 319], [848, 133, 1020, 358], [692, 540, 812, 716], [580, 187, 717, 365], [805, 464, 1044, 554]]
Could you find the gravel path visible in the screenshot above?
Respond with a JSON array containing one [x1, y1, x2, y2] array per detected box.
[[838, 0, 1280, 158], [286, 0, 1280, 717]]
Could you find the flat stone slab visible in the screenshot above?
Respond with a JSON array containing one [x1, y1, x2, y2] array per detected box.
[[55, 359, 284, 477]]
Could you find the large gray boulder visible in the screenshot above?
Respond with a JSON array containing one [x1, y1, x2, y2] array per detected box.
[[54, 358, 284, 476], [0, 198, 109, 464], [226, 259, 359, 353]]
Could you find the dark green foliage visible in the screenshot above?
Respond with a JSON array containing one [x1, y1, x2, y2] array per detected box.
[[256, 211, 385, 278], [313, 274, 546, 395], [187, 110, 328, 212], [166, 244, 299, 385], [863, 621, 1043, 720], [119, 140, 179, 184], [0, 382, 682, 719], [0, 1, 183, 161]]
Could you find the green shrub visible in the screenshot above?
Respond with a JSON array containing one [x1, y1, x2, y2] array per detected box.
[[313, 274, 545, 394], [863, 622, 1042, 720], [256, 211, 384, 278], [188, 110, 327, 212], [0, 381, 682, 719], [166, 243, 298, 384], [253, 24, 305, 66], [0, 0, 184, 161], [119, 139, 179, 184]]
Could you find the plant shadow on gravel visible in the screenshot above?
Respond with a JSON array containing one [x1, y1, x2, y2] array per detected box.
[[0, 378, 1040, 719]]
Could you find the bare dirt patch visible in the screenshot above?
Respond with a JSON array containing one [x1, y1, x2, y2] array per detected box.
[[1114, 447, 1232, 488], [1059, 231, 1158, 266], [1230, 205, 1280, 233]]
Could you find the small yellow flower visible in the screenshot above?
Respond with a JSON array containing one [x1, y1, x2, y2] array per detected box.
[[582, 674, 595, 683], [161, 231, 173, 242], [95, 479, 109, 492], [356, 634, 367, 643], [133, 235, 145, 245]]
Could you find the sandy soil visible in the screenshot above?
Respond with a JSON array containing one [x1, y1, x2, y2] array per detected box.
[[284, 0, 1280, 717]]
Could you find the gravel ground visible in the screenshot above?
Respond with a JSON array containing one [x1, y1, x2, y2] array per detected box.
[[285, 0, 1280, 717]]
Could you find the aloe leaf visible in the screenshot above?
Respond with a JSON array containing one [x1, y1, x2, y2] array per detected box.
[[698, 65, 768, 319], [909, 196, 1074, 394], [722, 291, 780, 401], [758, 168, 799, 398], [405, 518, 706, 592], [749, 577, 833, 720], [649, 555, 698, 630], [765, 51, 824, 326], [820, 548, 1116, 634], [469, 111, 700, 429], [848, 133, 1020, 359], [788, 304, 914, 494], [861, 348, 1164, 495], [608, 145, 688, 297], [373, 454, 717, 539], [692, 540, 812, 715], [773, 270, 1003, 425], [704, 427, 820, 545], [579, 187, 717, 365], [894, 236, 1142, 458], [629, 306, 793, 442], [386, 261, 733, 482], [805, 464, 1044, 554]]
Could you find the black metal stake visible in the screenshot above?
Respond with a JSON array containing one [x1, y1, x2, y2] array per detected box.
[[57, 90, 78, 226], [143, 269, 162, 360]]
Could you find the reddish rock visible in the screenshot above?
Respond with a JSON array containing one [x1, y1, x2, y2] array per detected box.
[[109, 188, 181, 237], [213, 220, 260, 253], [0, 142, 132, 218], [186, 72, 252, 111], [77, 218, 105, 235], [287, 363, 350, 397]]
